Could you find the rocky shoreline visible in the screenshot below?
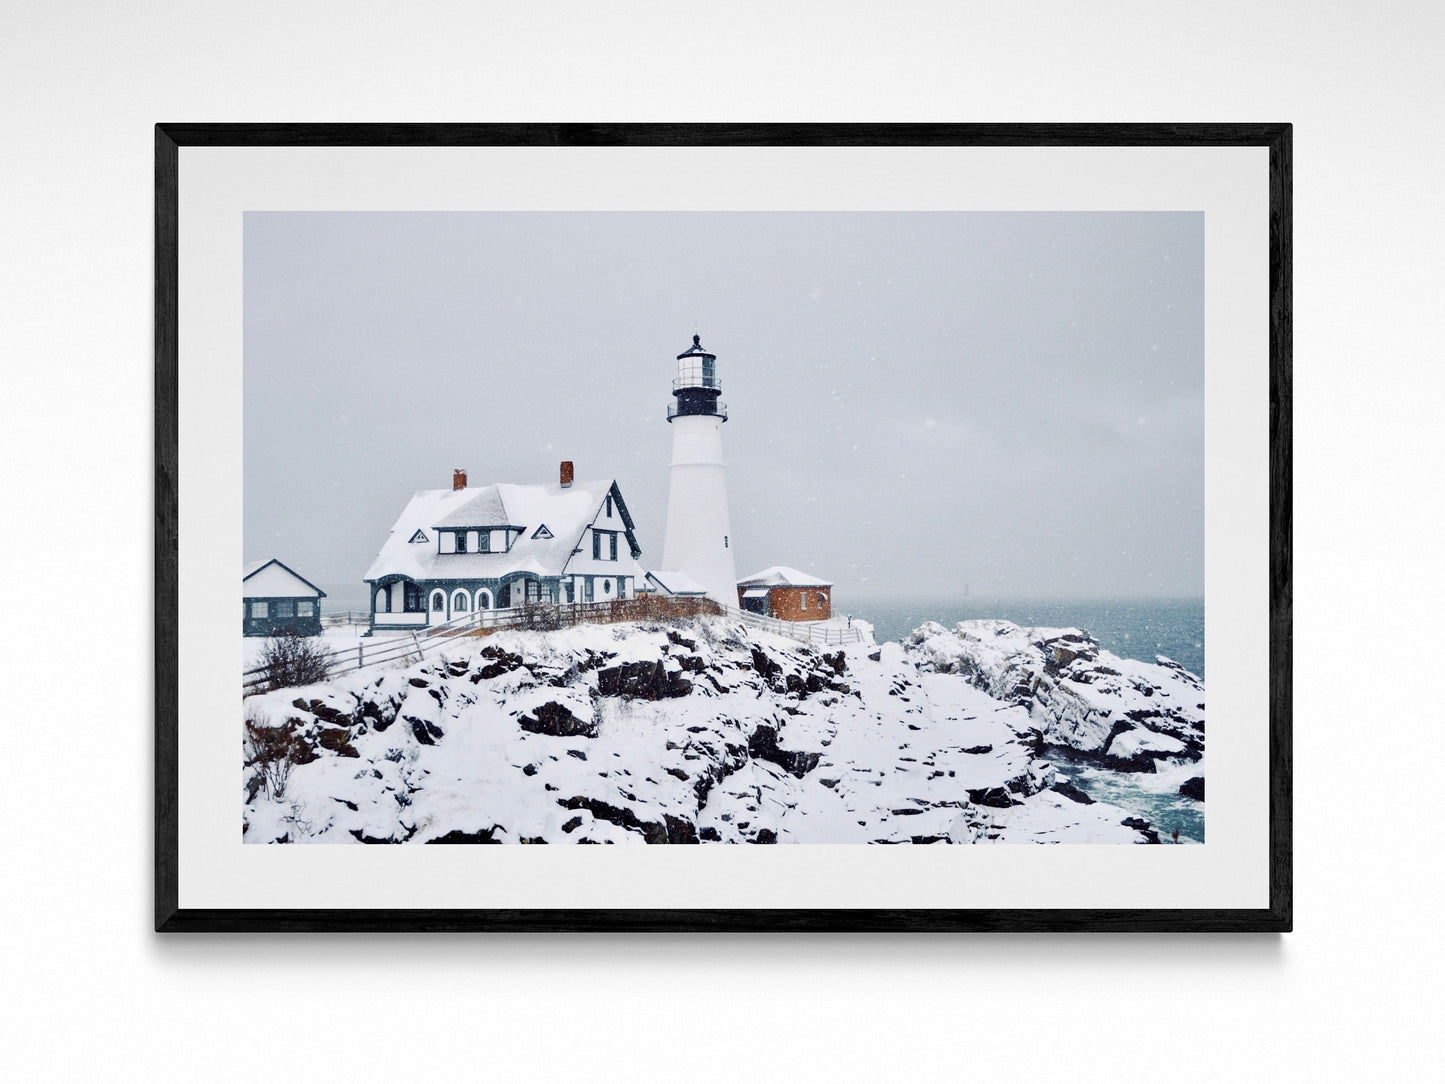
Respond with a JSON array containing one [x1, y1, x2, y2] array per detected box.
[[242, 616, 1204, 845]]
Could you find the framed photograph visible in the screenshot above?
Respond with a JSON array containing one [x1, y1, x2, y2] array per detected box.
[[156, 123, 1290, 932]]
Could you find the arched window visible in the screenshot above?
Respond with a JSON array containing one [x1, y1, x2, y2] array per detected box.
[[374, 585, 390, 614], [451, 590, 469, 613], [430, 590, 445, 613], [474, 588, 493, 612]]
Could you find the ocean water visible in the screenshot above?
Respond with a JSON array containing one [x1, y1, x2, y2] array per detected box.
[[848, 597, 1205, 679], [1052, 759, 1205, 843]]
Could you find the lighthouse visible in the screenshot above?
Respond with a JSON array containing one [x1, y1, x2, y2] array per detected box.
[[660, 334, 737, 606]]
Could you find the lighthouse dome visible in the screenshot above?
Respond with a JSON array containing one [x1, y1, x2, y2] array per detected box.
[[668, 333, 727, 422]]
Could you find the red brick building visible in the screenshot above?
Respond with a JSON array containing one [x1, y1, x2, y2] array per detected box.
[[736, 566, 833, 621]]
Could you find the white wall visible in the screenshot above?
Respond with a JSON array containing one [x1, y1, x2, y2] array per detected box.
[[661, 413, 738, 604], [2, 3, 1441, 1081]]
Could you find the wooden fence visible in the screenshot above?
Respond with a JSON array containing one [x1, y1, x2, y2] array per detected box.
[[245, 596, 722, 694], [244, 594, 863, 695]]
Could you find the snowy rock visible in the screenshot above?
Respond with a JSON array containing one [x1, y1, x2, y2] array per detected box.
[[242, 617, 1185, 845], [903, 620, 1204, 773]]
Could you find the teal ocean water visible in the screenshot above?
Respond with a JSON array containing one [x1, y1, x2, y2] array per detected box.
[[847, 597, 1205, 679]]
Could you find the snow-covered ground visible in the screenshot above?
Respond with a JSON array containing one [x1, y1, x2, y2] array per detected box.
[[242, 614, 1203, 844]]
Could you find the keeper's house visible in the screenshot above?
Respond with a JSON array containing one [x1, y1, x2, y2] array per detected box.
[[243, 559, 326, 637], [736, 566, 833, 621], [364, 463, 645, 631]]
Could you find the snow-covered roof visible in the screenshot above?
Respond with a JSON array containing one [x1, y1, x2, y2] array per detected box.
[[646, 570, 709, 596], [365, 479, 642, 584], [243, 558, 326, 599], [736, 565, 833, 588], [434, 487, 509, 528]]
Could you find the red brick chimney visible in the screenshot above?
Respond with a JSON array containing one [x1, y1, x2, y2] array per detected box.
[[453, 468, 467, 491], [559, 461, 574, 488]]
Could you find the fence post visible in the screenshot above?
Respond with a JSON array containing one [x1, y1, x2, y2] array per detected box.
[[357, 643, 363, 670]]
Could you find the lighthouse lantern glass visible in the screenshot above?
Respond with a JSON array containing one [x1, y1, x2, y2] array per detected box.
[[676, 356, 718, 390]]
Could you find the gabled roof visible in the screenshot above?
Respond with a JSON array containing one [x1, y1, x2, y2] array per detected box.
[[736, 565, 833, 588], [365, 479, 643, 584], [242, 558, 327, 598], [434, 487, 509, 528], [646, 570, 709, 596]]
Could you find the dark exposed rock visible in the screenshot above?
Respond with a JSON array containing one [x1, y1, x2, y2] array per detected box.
[[1119, 817, 1161, 844], [405, 715, 443, 745], [349, 829, 404, 844], [1051, 778, 1094, 805], [753, 829, 778, 844], [317, 727, 359, 758], [750, 646, 781, 676], [518, 699, 598, 738], [426, 828, 502, 844], [597, 660, 693, 700], [559, 795, 667, 844], [967, 786, 1016, 808], [664, 814, 699, 844], [748, 723, 821, 778], [477, 646, 526, 680], [1179, 776, 1205, 801], [290, 734, 320, 764]]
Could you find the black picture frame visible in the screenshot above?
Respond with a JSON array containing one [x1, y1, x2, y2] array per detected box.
[[156, 122, 1291, 933]]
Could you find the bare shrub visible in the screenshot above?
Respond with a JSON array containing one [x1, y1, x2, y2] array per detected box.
[[244, 706, 295, 802], [258, 629, 331, 691], [517, 603, 565, 631]]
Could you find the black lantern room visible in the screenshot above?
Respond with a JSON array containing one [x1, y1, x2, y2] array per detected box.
[[668, 334, 728, 422]]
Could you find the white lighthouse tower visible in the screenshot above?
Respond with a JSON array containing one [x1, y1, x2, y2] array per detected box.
[[660, 334, 737, 606]]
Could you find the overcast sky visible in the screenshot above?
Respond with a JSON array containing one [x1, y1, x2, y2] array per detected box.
[[244, 211, 1203, 604]]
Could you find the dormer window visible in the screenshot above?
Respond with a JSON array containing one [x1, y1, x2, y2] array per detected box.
[[478, 530, 491, 553], [455, 530, 468, 553], [532, 524, 553, 540], [409, 529, 429, 544], [593, 529, 618, 561]]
